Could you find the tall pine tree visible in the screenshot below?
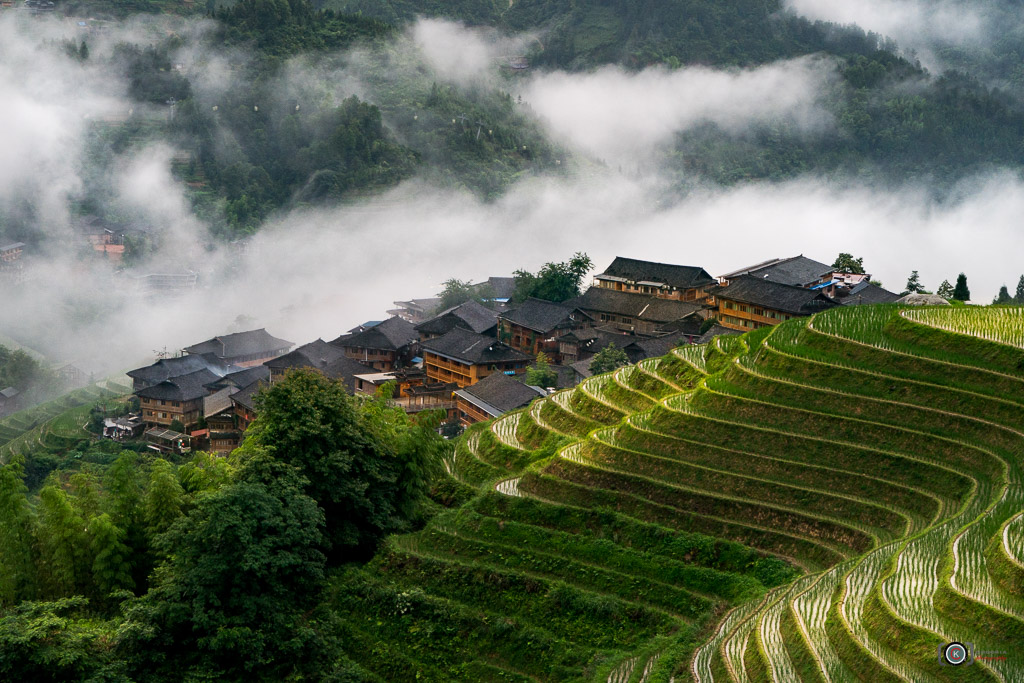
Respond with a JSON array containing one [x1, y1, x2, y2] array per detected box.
[[952, 273, 971, 301], [1016, 275, 1024, 303]]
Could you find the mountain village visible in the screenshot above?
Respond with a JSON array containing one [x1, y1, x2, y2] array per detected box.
[[120, 254, 902, 455]]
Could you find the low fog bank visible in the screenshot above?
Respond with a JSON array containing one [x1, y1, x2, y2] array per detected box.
[[1, 14, 1021, 377], [5, 167, 1024, 376], [784, 0, 1024, 77]]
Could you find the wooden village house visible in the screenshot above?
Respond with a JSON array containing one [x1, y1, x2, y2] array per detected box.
[[713, 275, 838, 331], [593, 257, 717, 301], [420, 327, 532, 388], [330, 316, 418, 371], [496, 298, 591, 364], [453, 372, 546, 426]]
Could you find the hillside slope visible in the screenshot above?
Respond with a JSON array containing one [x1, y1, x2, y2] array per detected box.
[[334, 304, 1024, 681]]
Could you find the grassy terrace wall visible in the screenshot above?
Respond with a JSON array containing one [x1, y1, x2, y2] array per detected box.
[[337, 306, 1024, 681]]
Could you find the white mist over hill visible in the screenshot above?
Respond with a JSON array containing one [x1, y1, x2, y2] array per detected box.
[[0, 15, 1021, 376]]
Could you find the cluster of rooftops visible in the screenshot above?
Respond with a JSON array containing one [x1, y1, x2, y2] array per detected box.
[[125, 254, 900, 442]]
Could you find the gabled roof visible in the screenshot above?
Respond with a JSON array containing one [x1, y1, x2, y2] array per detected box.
[[204, 365, 270, 391], [415, 299, 499, 336], [184, 328, 292, 359], [622, 335, 683, 361], [229, 379, 266, 412], [421, 328, 532, 365], [0, 386, 19, 399], [472, 276, 516, 300], [498, 298, 589, 334], [331, 316, 417, 351], [719, 255, 832, 287], [0, 242, 25, 252], [454, 372, 545, 417], [595, 257, 716, 290], [838, 282, 902, 306], [569, 287, 706, 323], [128, 353, 237, 385], [265, 339, 348, 370], [714, 275, 839, 315], [136, 368, 220, 402]]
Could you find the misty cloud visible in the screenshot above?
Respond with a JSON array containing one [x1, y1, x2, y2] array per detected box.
[[1, 15, 1022, 380], [783, 0, 1020, 73], [411, 18, 537, 87], [520, 57, 836, 166]]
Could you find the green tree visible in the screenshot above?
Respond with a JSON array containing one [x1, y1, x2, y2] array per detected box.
[[0, 457, 37, 604], [120, 456, 328, 681], [438, 278, 476, 310], [88, 513, 133, 600], [904, 270, 925, 294], [513, 252, 593, 302], [589, 344, 629, 375], [143, 460, 184, 540], [993, 285, 1013, 304], [953, 273, 971, 301], [524, 352, 558, 388], [238, 369, 439, 560], [168, 419, 185, 433], [0, 597, 119, 681], [36, 486, 90, 598], [1015, 275, 1024, 303], [937, 279, 955, 298], [831, 253, 865, 274]]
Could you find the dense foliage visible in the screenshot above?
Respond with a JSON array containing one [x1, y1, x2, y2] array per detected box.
[[0, 369, 446, 681], [589, 343, 629, 375], [239, 369, 442, 560], [512, 251, 593, 303]]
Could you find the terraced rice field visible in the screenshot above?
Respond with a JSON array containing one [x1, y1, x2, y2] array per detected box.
[[0, 379, 132, 461], [336, 306, 1024, 681]]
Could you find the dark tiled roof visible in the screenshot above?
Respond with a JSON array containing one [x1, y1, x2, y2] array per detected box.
[[623, 335, 683, 361], [184, 328, 293, 359], [331, 316, 417, 351], [136, 368, 220, 401], [838, 282, 902, 306], [473, 276, 516, 299], [422, 328, 532, 365], [0, 386, 19, 399], [205, 365, 270, 391], [128, 353, 236, 384], [499, 298, 589, 334], [230, 379, 266, 412], [596, 257, 716, 290], [321, 355, 375, 393], [455, 372, 544, 416], [719, 255, 832, 287], [415, 300, 498, 336], [698, 325, 741, 344], [715, 276, 839, 315], [265, 339, 348, 371], [569, 287, 706, 323], [570, 360, 593, 380]]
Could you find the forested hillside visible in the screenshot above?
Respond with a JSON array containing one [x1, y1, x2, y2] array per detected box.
[[42, 0, 1024, 245]]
